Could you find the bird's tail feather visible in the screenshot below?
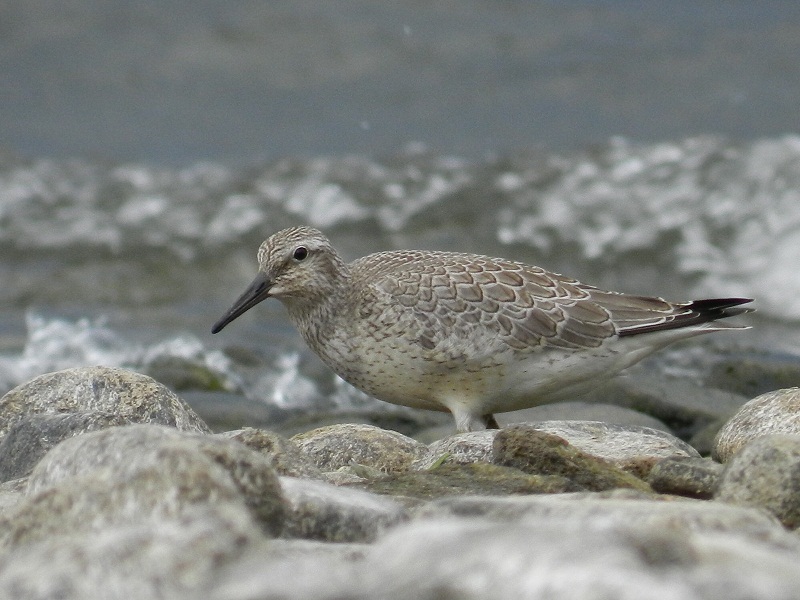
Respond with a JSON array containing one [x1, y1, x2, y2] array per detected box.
[[617, 297, 753, 337]]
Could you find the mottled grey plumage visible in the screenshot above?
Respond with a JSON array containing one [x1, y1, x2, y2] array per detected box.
[[213, 226, 752, 432]]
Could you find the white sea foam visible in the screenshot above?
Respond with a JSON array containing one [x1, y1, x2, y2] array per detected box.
[[2, 138, 800, 321], [496, 135, 800, 319], [0, 313, 382, 414], [246, 352, 321, 410], [0, 313, 237, 395]]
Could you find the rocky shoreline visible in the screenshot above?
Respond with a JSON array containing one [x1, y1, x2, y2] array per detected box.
[[1, 366, 800, 599]]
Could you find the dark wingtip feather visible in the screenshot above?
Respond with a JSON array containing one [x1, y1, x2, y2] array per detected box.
[[686, 298, 753, 312], [618, 297, 753, 337]]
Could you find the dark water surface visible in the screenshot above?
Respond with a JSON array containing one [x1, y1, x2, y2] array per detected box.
[[3, 1, 800, 164]]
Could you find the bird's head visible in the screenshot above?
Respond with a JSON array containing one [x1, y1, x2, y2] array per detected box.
[[211, 226, 346, 333]]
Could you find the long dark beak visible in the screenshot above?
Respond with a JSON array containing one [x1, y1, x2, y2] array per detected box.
[[211, 272, 273, 334]]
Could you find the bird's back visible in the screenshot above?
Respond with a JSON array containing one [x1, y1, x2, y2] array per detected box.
[[345, 249, 747, 356]]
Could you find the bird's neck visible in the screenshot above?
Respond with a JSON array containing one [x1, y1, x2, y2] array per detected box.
[[282, 265, 353, 361]]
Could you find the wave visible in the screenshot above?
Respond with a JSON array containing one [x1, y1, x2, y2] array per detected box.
[[2, 135, 799, 318], [0, 313, 236, 396]]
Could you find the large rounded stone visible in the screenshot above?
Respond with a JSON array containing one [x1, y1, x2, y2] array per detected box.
[[713, 388, 800, 462], [0, 367, 210, 441], [23, 423, 286, 536], [415, 421, 697, 478], [492, 425, 650, 492], [512, 420, 699, 478], [715, 434, 800, 528], [498, 401, 672, 432], [0, 412, 132, 482], [292, 424, 427, 473], [0, 498, 261, 600], [216, 427, 322, 478], [209, 509, 800, 600], [412, 430, 497, 470]]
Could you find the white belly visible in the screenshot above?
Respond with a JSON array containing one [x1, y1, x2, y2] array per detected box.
[[329, 334, 661, 416]]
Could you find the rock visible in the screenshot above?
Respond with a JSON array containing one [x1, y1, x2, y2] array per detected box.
[[276, 408, 450, 440], [23, 424, 286, 536], [0, 503, 261, 600], [417, 494, 788, 542], [492, 425, 651, 492], [497, 401, 673, 432], [0, 478, 26, 516], [414, 402, 673, 446], [352, 462, 575, 502], [3, 392, 799, 600], [216, 427, 322, 478], [279, 476, 408, 542], [208, 514, 800, 600], [512, 420, 699, 478], [210, 538, 367, 600], [715, 434, 800, 528], [415, 422, 696, 478], [0, 367, 211, 442], [244, 537, 369, 563], [647, 457, 723, 499], [412, 430, 496, 469], [4, 453, 258, 549], [0, 424, 293, 600], [143, 354, 229, 392], [583, 373, 749, 440], [713, 388, 800, 462], [0, 412, 132, 482], [291, 424, 427, 473], [320, 467, 372, 486], [360, 518, 800, 600]]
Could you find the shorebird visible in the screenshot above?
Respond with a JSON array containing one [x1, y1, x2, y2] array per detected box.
[[212, 226, 751, 432]]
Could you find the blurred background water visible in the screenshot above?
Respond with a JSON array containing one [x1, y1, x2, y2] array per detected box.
[[1, 1, 799, 430]]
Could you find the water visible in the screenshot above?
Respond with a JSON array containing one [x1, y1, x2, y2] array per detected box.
[[0, 136, 793, 421], [1, 2, 798, 428], [4, 2, 800, 164]]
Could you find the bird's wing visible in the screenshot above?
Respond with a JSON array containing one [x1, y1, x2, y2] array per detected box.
[[359, 251, 749, 356], [362, 251, 617, 353]]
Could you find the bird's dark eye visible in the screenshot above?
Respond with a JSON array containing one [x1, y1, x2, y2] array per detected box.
[[293, 246, 308, 261]]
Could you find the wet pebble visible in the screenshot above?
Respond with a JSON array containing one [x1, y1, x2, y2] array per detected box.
[[647, 456, 723, 499], [713, 387, 800, 462]]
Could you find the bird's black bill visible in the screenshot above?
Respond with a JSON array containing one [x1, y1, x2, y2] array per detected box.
[[211, 272, 273, 334]]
